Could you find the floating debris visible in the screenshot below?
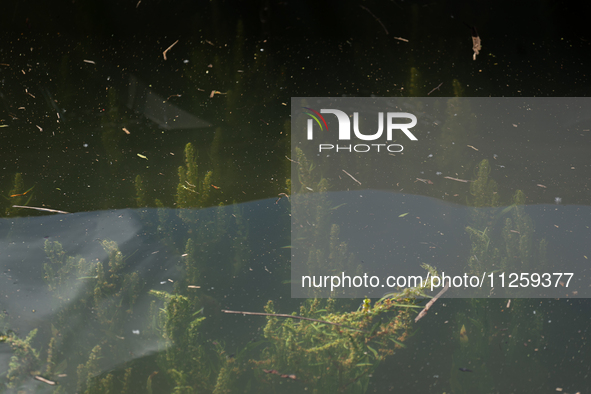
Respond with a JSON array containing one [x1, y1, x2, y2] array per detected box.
[[444, 176, 470, 183], [9, 185, 34, 197], [263, 369, 297, 381], [12, 205, 69, 214], [415, 283, 449, 322], [163, 39, 179, 60], [428, 82, 443, 95], [342, 169, 362, 185], [275, 193, 290, 204], [359, 5, 388, 35], [209, 90, 227, 98], [34, 376, 57, 385], [464, 23, 481, 60]]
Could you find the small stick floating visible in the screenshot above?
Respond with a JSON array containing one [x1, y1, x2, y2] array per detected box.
[[414, 283, 449, 322], [163, 40, 179, 60], [464, 23, 482, 60], [12, 205, 70, 214], [342, 169, 362, 185]]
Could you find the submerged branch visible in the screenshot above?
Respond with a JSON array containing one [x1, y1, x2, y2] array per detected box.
[[221, 309, 366, 332], [414, 283, 450, 323]]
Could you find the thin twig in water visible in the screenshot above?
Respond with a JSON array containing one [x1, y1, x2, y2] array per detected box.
[[12, 205, 70, 214], [444, 176, 471, 183], [359, 5, 388, 35], [414, 283, 449, 322], [34, 376, 56, 385], [342, 169, 362, 185], [222, 309, 365, 332], [163, 40, 179, 60], [428, 82, 443, 95]]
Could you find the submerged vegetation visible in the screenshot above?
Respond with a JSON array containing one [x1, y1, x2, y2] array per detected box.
[[0, 34, 570, 392], [450, 159, 550, 393], [0, 109, 564, 394], [0, 139, 443, 393]]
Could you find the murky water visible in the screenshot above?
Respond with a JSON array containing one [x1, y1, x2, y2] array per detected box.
[[0, 1, 590, 392]]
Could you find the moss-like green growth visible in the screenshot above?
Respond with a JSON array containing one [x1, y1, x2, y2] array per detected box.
[[5, 329, 40, 388], [76, 345, 102, 393], [40, 239, 145, 392], [148, 290, 221, 393], [252, 275, 434, 393], [175, 142, 216, 230], [469, 159, 499, 209], [499, 190, 548, 281], [451, 164, 550, 392]]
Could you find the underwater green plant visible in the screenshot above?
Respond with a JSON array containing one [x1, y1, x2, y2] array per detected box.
[[500, 190, 548, 277], [291, 147, 359, 297], [464, 163, 548, 293], [176, 142, 213, 211], [38, 239, 145, 392], [251, 267, 439, 394], [469, 159, 500, 210], [142, 265, 440, 394], [148, 290, 221, 393], [450, 160, 550, 393], [465, 159, 502, 279], [4, 329, 40, 389]]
